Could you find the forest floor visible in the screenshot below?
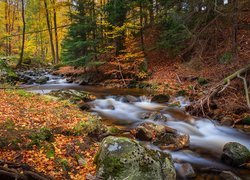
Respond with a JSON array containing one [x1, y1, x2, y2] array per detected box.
[[0, 89, 98, 179], [143, 27, 250, 123]]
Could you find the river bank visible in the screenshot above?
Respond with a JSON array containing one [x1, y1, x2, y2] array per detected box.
[[0, 89, 101, 179], [1, 64, 250, 179]]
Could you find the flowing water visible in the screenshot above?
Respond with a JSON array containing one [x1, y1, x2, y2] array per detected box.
[[23, 74, 250, 179]]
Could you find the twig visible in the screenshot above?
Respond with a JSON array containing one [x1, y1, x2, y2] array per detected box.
[[116, 58, 127, 87], [176, 73, 182, 84], [237, 73, 250, 109], [218, 79, 230, 94]]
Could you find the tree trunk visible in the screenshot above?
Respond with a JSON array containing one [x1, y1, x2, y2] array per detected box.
[[149, 0, 154, 25], [5, 0, 9, 56], [92, 0, 97, 61], [232, 0, 238, 60], [17, 0, 26, 67], [51, 0, 60, 64], [139, 2, 144, 51], [44, 0, 56, 64]]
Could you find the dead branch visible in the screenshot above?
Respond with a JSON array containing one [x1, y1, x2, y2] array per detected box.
[[191, 64, 250, 115], [237, 73, 250, 109]]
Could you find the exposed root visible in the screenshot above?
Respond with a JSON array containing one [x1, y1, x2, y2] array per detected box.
[[0, 161, 52, 180]]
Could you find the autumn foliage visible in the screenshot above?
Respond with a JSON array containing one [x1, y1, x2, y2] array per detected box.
[[0, 90, 98, 179], [104, 38, 146, 85]]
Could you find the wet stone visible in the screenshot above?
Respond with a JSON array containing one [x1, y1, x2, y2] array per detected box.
[[221, 142, 250, 167], [221, 116, 234, 127], [219, 171, 242, 180], [133, 122, 189, 151], [176, 163, 196, 178], [151, 94, 170, 103]]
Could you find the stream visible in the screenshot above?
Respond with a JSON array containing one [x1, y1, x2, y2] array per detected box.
[[21, 73, 250, 179]]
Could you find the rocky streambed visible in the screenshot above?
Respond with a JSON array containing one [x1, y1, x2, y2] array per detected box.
[[17, 71, 250, 180]]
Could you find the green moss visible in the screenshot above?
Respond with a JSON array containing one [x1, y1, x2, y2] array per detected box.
[[168, 102, 181, 107], [3, 119, 15, 130], [242, 117, 250, 125], [188, 85, 194, 90], [45, 143, 55, 158], [176, 90, 187, 96], [219, 52, 233, 64], [0, 60, 17, 82], [108, 126, 120, 134], [102, 156, 124, 179], [151, 94, 170, 103], [28, 128, 54, 147], [73, 116, 106, 135], [56, 158, 70, 171], [10, 138, 22, 150], [93, 150, 101, 165], [16, 89, 33, 97]]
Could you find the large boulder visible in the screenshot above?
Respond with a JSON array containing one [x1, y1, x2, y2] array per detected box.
[[151, 94, 170, 103], [221, 142, 250, 167], [133, 122, 189, 150], [95, 136, 176, 180]]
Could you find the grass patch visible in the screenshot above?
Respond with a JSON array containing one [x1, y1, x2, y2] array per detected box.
[[16, 89, 33, 97], [28, 127, 54, 147]]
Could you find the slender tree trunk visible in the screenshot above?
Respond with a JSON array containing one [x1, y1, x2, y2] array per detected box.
[[100, 0, 104, 43], [92, 0, 97, 61], [52, 0, 59, 63], [232, 0, 238, 60], [8, 0, 11, 55], [5, 0, 9, 56], [17, 0, 25, 67], [139, 2, 144, 51], [149, 0, 154, 25], [44, 0, 56, 64], [68, 0, 72, 22]]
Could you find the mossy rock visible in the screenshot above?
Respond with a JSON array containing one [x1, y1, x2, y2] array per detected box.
[[95, 136, 176, 180], [151, 94, 170, 103], [48, 89, 96, 104], [0, 60, 18, 83], [221, 142, 250, 167], [242, 117, 250, 125]]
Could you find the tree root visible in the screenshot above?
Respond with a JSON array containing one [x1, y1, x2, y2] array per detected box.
[[191, 65, 250, 115], [0, 161, 52, 180]]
